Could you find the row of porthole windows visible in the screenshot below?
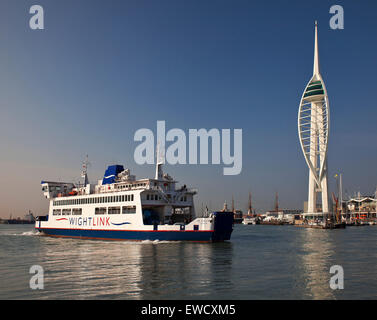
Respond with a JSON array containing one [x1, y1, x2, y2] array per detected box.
[[52, 206, 136, 216], [53, 194, 134, 206]]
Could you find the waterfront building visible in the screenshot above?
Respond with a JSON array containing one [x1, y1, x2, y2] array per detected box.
[[342, 193, 377, 220]]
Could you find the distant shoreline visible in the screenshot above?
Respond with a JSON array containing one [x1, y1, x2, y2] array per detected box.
[[0, 219, 34, 225]]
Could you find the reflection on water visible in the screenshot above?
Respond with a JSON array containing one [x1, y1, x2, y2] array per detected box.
[[47, 241, 145, 299], [1, 224, 376, 299], [18, 235, 234, 299], [136, 242, 234, 299], [299, 229, 335, 299]]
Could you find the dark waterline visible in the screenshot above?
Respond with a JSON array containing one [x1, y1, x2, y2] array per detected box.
[[0, 224, 376, 299]]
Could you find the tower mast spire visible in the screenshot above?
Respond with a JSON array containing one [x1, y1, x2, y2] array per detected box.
[[313, 21, 320, 77]]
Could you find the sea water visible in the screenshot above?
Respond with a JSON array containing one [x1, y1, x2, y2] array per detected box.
[[0, 224, 376, 299]]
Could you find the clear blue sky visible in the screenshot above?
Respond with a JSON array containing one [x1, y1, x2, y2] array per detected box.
[[1, 0, 376, 217]]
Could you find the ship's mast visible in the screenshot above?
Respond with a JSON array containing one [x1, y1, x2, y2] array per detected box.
[[81, 155, 90, 186], [155, 142, 164, 180], [274, 192, 279, 212], [339, 173, 343, 214], [248, 192, 253, 215]]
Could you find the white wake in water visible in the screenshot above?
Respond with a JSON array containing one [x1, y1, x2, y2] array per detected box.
[[140, 239, 180, 244], [18, 230, 41, 236]]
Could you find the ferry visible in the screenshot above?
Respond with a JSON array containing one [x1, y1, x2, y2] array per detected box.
[[35, 158, 234, 242]]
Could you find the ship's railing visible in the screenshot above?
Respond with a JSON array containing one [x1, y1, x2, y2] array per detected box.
[[147, 186, 197, 193], [177, 187, 197, 193], [57, 183, 197, 197]]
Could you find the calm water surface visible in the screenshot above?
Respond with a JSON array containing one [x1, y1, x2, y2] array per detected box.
[[0, 224, 376, 299]]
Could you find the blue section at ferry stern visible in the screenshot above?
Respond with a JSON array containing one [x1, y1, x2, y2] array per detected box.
[[212, 212, 234, 241]]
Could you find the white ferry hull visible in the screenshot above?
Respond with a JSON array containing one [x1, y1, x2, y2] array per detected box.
[[36, 227, 214, 241], [35, 212, 234, 242]]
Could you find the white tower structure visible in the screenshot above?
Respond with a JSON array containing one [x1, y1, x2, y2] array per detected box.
[[298, 22, 330, 217]]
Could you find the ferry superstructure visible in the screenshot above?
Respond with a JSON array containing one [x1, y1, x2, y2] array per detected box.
[[35, 159, 233, 241]]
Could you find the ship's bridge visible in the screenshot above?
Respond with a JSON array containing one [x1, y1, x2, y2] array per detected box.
[[41, 181, 76, 199]]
